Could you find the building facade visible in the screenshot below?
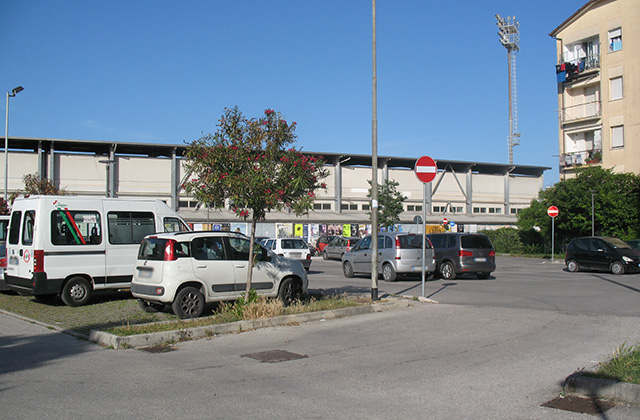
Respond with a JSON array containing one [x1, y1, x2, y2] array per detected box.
[[550, 0, 639, 178], [1, 137, 548, 240]]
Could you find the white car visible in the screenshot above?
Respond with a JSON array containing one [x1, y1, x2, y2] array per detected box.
[[131, 231, 308, 318], [261, 237, 312, 271]]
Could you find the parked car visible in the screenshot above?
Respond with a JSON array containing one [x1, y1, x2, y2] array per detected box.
[[426, 232, 496, 280], [315, 235, 337, 254], [566, 236, 640, 274], [262, 237, 312, 271], [342, 232, 435, 282], [322, 236, 360, 260], [626, 239, 640, 250], [131, 231, 308, 318]]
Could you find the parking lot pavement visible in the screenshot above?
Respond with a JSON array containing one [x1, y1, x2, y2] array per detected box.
[[2, 299, 640, 419]]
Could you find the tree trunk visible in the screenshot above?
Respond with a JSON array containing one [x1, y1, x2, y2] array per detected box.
[[245, 218, 258, 296]]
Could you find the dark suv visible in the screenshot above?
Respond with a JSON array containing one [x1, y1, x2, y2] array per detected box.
[[426, 233, 496, 279], [565, 236, 640, 274]]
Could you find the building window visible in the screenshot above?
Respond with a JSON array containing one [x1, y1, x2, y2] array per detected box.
[[362, 204, 370, 211], [341, 204, 358, 210], [314, 203, 332, 210], [473, 207, 487, 214], [510, 208, 520, 215], [608, 28, 622, 52], [610, 76, 623, 100], [407, 205, 422, 212], [488, 207, 502, 214], [611, 125, 624, 148]]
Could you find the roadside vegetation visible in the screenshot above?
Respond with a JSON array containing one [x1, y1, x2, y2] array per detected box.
[[105, 292, 366, 336], [586, 343, 640, 385]]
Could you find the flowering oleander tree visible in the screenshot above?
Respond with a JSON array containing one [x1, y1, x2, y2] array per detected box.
[[183, 107, 328, 294]]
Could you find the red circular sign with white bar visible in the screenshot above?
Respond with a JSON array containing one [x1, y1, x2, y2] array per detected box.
[[547, 206, 559, 218]]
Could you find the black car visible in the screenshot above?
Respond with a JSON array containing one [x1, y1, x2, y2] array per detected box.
[[426, 232, 496, 280], [565, 236, 640, 274]]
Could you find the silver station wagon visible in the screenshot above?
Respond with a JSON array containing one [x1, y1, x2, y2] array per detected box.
[[341, 232, 436, 281]]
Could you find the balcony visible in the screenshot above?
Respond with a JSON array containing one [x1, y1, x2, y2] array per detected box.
[[556, 42, 600, 83], [560, 149, 602, 168], [561, 100, 601, 124]]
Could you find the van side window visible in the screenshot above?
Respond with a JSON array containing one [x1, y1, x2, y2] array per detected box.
[[164, 217, 190, 233], [108, 212, 155, 244], [51, 210, 102, 245], [22, 211, 35, 246], [9, 211, 21, 245]]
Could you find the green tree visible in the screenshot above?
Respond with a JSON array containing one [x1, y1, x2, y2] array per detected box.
[[183, 107, 328, 294], [517, 166, 640, 246], [367, 179, 406, 230]]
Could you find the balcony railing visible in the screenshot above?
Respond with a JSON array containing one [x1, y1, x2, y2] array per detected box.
[[560, 149, 602, 167], [561, 42, 600, 71], [561, 100, 601, 123]]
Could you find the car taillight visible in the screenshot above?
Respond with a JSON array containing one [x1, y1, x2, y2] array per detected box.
[[459, 250, 473, 257], [395, 237, 401, 249], [306, 254, 311, 260], [489, 251, 496, 257], [0, 256, 6, 268], [34, 250, 45, 272], [164, 239, 178, 261]]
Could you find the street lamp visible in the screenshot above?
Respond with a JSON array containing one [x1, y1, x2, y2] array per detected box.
[[5, 86, 24, 201], [590, 189, 597, 236]]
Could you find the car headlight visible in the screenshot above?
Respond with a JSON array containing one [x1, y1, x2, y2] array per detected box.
[[622, 256, 633, 263]]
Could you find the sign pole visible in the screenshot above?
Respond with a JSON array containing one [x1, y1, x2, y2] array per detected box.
[[421, 182, 427, 297], [547, 206, 559, 263]]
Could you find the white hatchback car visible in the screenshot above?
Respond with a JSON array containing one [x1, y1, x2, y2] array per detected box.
[[131, 231, 308, 318], [261, 237, 312, 271]]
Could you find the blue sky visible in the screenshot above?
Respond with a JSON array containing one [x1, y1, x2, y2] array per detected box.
[[1, 1, 587, 187]]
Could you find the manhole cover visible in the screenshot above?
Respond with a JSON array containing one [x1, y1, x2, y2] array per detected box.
[[241, 350, 308, 363], [542, 395, 616, 414]]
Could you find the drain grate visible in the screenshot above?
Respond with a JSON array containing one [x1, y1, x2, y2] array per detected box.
[[542, 395, 616, 414], [241, 349, 308, 363]]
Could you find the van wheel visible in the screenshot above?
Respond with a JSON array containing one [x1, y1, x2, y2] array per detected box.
[[137, 299, 166, 313], [172, 287, 205, 319], [343, 261, 355, 278], [440, 262, 456, 280], [322, 251, 329, 260], [278, 278, 301, 306], [610, 261, 625, 275], [566, 259, 579, 272], [61, 277, 92, 307], [382, 264, 397, 282]]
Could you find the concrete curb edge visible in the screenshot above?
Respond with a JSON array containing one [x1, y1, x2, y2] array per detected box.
[[89, 298, 414, 349], [564, 372, 640, 406]]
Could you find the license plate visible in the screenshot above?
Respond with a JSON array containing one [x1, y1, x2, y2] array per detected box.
[[289, 253, 301, 258], [138, 268, 153, 278], [475, 257, 487, 262]]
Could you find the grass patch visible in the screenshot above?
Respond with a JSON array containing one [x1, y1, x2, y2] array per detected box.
[[585, 343, 640, 385], [104, 294, 366, 337]]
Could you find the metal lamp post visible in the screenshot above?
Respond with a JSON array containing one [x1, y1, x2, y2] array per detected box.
[[5, 86, 24, 201]]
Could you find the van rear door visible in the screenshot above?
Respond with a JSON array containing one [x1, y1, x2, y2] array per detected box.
[[6, 209, 36, 290]]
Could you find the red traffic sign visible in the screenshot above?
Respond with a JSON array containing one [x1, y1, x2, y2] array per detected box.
[[415, 156, 437, 183], [443, 218, 448, 225], [547, 206, 559, 218]]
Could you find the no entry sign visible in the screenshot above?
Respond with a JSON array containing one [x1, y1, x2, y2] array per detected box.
[[547, 206, 559, 218], [415, 156, 437, 183]]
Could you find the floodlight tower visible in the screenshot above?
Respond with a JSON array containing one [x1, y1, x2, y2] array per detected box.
[[496, 14, 520, 165]]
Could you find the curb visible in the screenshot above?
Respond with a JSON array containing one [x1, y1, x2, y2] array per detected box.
[[90, 298, 415, 349], [564, 373, 640, 406]]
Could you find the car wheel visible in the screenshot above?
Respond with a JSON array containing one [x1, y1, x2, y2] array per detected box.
[[61, 277, 92, 307], [137, 299, 166, 313], [382, 264, 397, 282], [476, 272, 490, 279], [278, 278, 301, 306], [440, 262, 456, 280], [343, 261, 354, 278], [566, 259, 579, 272], [172, 287, 205, 319], [610, 260, 625, 275], [322, 251, 329, 260]]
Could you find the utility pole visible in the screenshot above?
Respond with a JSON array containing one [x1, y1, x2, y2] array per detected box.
[[371, 0, 379, 301]]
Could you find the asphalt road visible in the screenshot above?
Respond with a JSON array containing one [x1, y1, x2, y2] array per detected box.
[[1, 256, 639, 419]]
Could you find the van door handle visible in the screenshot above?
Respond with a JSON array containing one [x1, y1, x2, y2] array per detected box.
[[19, 249, 23, 257], [196, 265, 206, 269]]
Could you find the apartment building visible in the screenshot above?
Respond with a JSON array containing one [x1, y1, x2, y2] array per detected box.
[[550, 0, 639, 178]]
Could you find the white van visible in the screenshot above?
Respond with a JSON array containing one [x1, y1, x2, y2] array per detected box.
[[5, 196, 190, 306]]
